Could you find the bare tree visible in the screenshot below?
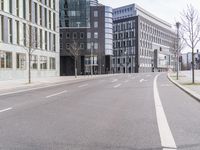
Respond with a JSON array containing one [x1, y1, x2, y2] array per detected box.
[[180, 4, 200, 83], [65, 40, 81, 78], [173, 25, 186, 80], [22, 24, 39, 84]]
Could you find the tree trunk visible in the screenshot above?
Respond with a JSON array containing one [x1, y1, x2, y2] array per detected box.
[[192, 48, 195, 84], [75, 58, 77, 78]]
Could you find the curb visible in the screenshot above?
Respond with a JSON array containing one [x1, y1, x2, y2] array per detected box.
[[167, 73, 200, 102]]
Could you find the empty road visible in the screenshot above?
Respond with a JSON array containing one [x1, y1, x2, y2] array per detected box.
[[0, 73, 200, 150]]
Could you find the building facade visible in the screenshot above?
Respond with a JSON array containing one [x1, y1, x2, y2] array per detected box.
[[0, 0, 60, 80], [60, 0, 113, 76], [181, 51, 200, 70], [112, 4, 176, 73]]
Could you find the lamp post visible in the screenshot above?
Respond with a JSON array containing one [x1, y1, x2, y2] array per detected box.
[[124, 50, 127, 74], [91, 42, 94, 76], [176, 22, 181, 80]]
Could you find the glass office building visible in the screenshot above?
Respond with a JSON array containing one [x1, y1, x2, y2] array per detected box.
[[60, 0, 91, 27]]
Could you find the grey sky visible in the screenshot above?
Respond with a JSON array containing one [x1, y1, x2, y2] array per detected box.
[[99, 0, 200, 25]]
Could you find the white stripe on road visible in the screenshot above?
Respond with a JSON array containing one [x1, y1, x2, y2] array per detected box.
[[78, 84, 88, 88], [154, 74, 177, 150], [113, 84, 121, 88], [0, 107, 13, 113], [46, 90, 67, 98], [139, 79, 147, 83], [111, 79, 118, 83]]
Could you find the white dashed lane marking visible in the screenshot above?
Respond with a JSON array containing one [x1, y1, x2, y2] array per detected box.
[[46, 90, 68, 98]]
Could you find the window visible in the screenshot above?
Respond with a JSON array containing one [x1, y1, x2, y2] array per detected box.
[[66, 32, 70, 39], [66, 43, 70, 49], [31, 55, 38, 69], [49, 0, 51, 8], [94, 11, 98, 17], [23, 23, 26, 46], [16, 53, 26, 69], [53, 34, 56, 51], [53, 0, 55, 10], [94, 21, 98, 28], [16, 0, 19, 16], [73, 32, 77, 39], [9, 0, 12, 13], [53, 13, 55, 31], [44, 8, 47, 27], [29, 0, 32, 21], [40, 56, 47, 69], [16, 20, 19, 45], [87, 32, 91, 39], [45, 31, 47, 50], [60, 33, 63, 39], [94, 32, 98, 39], [0, 15, 3, 42], [80, 43, 84, 49], [87, 43, 91, 49], [80, 32, 84, 39], [49, 57, 56, 70], [23, 0, 26, 19], [39, 5, 42, 25], [49, 33, 51, 51], [8, 18, 12, 44], [0, 51, 12, 69], [49, 10, 51, 29], [0, 0, 4, 10], [94, 43, 98, 49], [34, 27, 38, 48], [40, 29, 42, 49]]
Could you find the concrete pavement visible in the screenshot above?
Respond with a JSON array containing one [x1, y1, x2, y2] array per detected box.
[[168, 70, 200, 102], [0, 73, 200, 149]]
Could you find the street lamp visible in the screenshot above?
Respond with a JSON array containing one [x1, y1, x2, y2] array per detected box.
[[176, 22, 181, 80], [91, 42, 94, 76], [124, 50, 127, 74]]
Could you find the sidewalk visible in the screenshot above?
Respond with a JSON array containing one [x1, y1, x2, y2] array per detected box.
[[168, 70, 200, 102], [0, 74, 114, 93]]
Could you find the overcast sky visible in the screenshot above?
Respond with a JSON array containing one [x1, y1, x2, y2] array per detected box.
[[99, 0, 200, 52], [99, 0, 200, 25]]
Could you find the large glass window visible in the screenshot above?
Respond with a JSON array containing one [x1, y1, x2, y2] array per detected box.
[[0, 51, 12, 69], [16, 0, 19, 16], [8, 18, 12, 44], [0, 0, 4, 11], [16, 53, 26, 69], [0, 15, 3, 42], [40, 56, 47, 69], [49, 57, 56, 69], [15, 21, 19, 45]]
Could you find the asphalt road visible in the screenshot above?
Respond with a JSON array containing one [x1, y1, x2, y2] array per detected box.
[[0, 73, 200, 150]]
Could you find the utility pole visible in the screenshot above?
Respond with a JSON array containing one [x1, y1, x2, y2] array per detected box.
[[176, 22, 181, 80], [91, 42, 93, 76]]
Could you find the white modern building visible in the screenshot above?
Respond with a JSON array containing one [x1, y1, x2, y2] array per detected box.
[[0, 0, 60, 81]]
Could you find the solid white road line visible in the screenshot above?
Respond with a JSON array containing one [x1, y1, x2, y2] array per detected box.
[[0, 107, 13, 113], [154, 74, 177, 150], [111, 79, 118, 83], [113, 84, 121, 88], [46, 90, 67, 98], [78, 84, 88, 88]]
